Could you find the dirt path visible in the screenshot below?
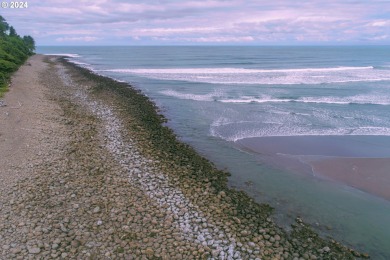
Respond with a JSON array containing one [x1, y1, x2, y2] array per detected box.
[[0, 55, 66, 200]]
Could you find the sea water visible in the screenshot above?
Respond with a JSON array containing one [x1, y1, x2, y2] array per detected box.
[[38, 46, 390, 259]]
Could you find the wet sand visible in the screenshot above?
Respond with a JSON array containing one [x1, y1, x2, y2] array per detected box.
[[236, 135, 390, 201], [311, 157, 390, 200]]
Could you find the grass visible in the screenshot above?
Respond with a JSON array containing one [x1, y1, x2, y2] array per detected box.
[[0, 84, 8, 98], [0, 73, 10, 98]]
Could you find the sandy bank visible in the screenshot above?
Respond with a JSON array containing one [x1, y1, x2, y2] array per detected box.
[[0, 55, 365, 259], [236, 135, 390, 201]]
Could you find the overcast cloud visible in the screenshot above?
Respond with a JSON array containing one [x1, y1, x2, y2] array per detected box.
[[2, 0, 390, 45]]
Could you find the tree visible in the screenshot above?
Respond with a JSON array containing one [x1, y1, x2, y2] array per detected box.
[[0, 15, 9, 37], [0, 15, 36, 94], [23, 35, 35, 53], [9, 26, 18, 37]]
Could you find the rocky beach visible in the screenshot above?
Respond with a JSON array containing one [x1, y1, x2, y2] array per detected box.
[[0, 55, 366, 259]]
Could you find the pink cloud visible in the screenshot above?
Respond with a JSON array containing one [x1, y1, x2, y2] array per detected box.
[[1, 0, 389, 45], [56, 36, 100, 42]]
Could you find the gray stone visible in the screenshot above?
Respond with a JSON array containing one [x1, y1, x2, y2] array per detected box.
[[28, 247, 41, 254]]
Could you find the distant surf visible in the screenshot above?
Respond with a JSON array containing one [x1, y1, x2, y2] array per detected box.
[[160, 90, 390, 106], [44, 53, 81, 58], [100, 66, 390, 85]]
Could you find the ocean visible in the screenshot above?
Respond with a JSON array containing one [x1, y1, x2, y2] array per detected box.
[[38, 46, 390, 259]]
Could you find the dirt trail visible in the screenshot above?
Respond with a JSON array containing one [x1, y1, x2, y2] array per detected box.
[[0, 54, 65, 198]]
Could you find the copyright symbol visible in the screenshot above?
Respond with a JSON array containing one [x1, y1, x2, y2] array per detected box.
[[1, 2, 8, 8]]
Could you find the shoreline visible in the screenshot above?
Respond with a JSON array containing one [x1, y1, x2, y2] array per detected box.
[[0, 55, 366, 259]]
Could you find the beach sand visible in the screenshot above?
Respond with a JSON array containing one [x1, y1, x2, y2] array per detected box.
[[236, 136, 390, 201], [310, 157, 390, 201], [0, 55, 365, 259]]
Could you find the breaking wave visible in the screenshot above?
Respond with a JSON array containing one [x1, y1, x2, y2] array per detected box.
[[101, 66, 390, 85], [160, 91, 390, 106]]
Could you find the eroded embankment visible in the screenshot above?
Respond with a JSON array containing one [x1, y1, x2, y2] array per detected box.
[[0, 55, 365, 259]]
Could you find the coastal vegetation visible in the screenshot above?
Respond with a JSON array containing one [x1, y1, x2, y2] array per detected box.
[[0, 15, 35, 97]]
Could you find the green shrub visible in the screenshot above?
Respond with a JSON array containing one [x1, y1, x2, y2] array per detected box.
[[0, 59, 18, 73], [0, 15, 35, 97]]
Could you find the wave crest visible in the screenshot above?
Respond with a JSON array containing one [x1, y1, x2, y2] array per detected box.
[[100, 66, 390, 85]]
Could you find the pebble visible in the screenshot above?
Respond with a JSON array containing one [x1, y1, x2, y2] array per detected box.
[[28, 247, 41, 254], [10, 248, 21, 254]]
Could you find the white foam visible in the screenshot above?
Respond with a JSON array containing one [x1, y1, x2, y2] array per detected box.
[[68, 60, 90, 66], [103, 66, 374, 74], [300, 95, 390, 106], [162, 91, 390, 106], [211, 125, 390, 142], [219, 98, 292, 103], [217, 94, 390, 106], [161, 90, 372, 107], [44, 53, 81, 58], [209, 113, 390, 141], [159, 89, 223, 101], [99, 66, 390, 85]]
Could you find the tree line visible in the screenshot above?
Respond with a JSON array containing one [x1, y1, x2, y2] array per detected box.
[[0, 15, 35, 95]]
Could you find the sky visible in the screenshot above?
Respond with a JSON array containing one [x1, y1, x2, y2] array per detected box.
[[1, 0, 390, 46]]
